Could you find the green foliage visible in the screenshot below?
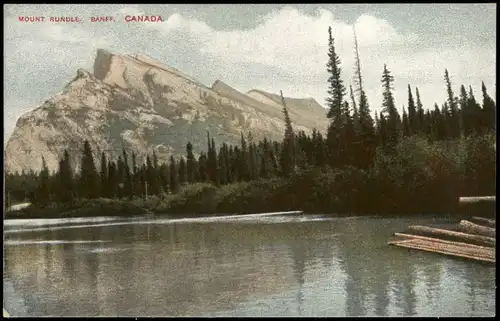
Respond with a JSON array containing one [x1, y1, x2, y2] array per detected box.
[[326, 26, 346, 121]]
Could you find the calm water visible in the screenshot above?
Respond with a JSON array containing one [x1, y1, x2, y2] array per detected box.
[[3, 215, 496, 317]]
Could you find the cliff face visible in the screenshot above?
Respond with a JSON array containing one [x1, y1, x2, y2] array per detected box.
[[5, 49, 328, 173]]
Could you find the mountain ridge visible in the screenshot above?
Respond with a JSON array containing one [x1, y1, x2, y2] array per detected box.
[[5, 48, 329, 173]]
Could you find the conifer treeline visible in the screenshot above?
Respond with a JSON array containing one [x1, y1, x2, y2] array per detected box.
[[5, 27, 496, 212]]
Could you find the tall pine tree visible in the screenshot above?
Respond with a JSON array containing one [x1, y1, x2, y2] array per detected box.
[[407, 85, 417, 135], [381, 64, 400, 148], [444, 69, 460, 138], [169, 156, 179, 194], [186, 142, 196, 184], [481, 81, 496, 132], [415, 87, 425, 134], [325, 26, 346, 168], [100, 152, 108, 197], [79, 140, 99, 199], [279, 90, 296, 176]]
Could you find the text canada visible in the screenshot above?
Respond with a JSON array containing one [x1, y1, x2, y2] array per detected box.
[[125, 15, 164, 22]]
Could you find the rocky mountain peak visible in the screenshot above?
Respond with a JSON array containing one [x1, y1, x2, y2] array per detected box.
[[93, 49, 114, 81], [5, 49, 329, 174]]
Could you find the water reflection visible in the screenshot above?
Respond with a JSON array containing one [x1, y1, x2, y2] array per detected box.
[[3, 216, 496, 317]]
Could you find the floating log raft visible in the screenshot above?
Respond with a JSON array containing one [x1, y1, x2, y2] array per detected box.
[[457, 220, 495, 238], [470, 216, 496, 228], [405, 225, 495, 247], [390, 214, 496, 264], [388, 236, 495, 264]]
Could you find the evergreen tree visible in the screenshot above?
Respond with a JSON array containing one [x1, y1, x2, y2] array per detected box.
[[349, 84, 359, 129], [415, 87, 425, 134], [205, 133, 219, 184], [425, 109, 435, 141], [435, 103, 448, 140], [107, 160, 118, 198], [33, 155, 51, 207], [153, 150, 159, 169], [169, 156, 179, 194], [458, 85, 471, 136], [198, 153, 208, 182], [178, 156, 187, 186], [159, 164, 170, 196], [248, 132, 259, 180], [79, 140, 99, 199], [100, 152, 108, 197], [313, 130, 327, 167], [407, 84, 417, 135], [440, 102, 452, 140], [145, 154, 154, 198], [444, 69, 460, 138], [131, 151, 140, 197], [116, 155, 124, 199], [353, 26, 369, 115], [139, 164, 147, 199], [481, 81, 496, 132], [340, 101, 356, 166], [210, 138, 219, 185], [377, 112, 388, 146], [381, 64, 400, 148], [279, 90, 296, 176], [186, 142, 196, 183], [326, 26, 346, 120], [402, 106, 411, 137], [227, 145, 236, 183], [467, 86, 483, 135], [239, 132, 250, 181], [218, 143, 229, 185], [259, 138, 271, 179], [230, 147, 241, 182], [122, 148, 133, 199], [60, 149, 74, 203], [352, 27, 376, 168], [325, 27, 346, 169]]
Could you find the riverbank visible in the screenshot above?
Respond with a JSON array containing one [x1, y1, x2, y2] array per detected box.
[[4, 198, 153, 220], [5, 169, 494, 220]]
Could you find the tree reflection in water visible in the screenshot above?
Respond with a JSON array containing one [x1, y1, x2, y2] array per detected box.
[[2, 216, 496, 317]]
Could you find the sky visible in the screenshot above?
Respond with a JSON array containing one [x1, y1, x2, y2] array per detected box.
[[3, 4, 497, 143]]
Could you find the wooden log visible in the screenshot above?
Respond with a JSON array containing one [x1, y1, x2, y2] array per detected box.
[[457, 220, 495, 238], [389, 238, 495, 264], [459, 196, 496, 204], [470, 216, 496, 228], [393, 233, 493, 250], [406, 225, 495, 247]]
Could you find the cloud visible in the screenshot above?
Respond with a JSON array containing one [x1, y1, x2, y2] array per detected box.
[[157, 7, 493, 113], [118, 5, 145, 17], [147, 7, 418, 77]]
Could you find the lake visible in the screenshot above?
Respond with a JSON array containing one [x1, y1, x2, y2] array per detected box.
[[3, 214, 496, 317]]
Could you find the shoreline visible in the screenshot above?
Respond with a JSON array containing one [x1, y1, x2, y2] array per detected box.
[[3, 200, 480, 221]]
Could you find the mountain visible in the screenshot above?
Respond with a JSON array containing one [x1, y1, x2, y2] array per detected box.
[[5, 49, 329, 173]]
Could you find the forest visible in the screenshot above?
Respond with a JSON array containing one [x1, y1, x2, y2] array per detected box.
[[5, 27, 496, 217]]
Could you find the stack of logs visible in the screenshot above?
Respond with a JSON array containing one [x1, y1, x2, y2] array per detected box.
[[389, 216, 496, 264]]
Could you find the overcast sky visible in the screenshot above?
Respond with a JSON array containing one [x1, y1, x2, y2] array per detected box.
[[4, 4, 496, 143]]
